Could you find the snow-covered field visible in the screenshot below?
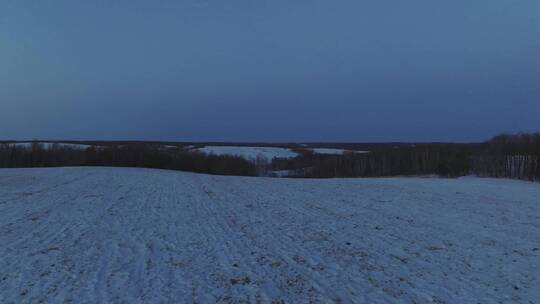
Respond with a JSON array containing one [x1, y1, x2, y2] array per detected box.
[[197, 146, 298, 160], [309, 148, 369, 155], [0, 168, 538, 303]]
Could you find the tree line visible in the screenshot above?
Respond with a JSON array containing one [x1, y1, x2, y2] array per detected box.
[[472, 133, 540, 181], [0, 143, 257, 176], [270, 144, 473, 178], [269, 133, 540, 181], [1, 133, 539, 181]]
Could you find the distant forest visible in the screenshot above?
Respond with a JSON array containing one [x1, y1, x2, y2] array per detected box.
[[0, 144, 256, 177], [279, 133, 540, 181], [1, 133, 539, 181]]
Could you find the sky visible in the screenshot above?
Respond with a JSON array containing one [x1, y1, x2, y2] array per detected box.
[[1, 0, 539, 142]]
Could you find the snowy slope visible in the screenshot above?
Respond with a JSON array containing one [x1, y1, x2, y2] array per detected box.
[[310, 148, 369, 155], [0, 168, 539, 303], [197, 146, 298, 160]]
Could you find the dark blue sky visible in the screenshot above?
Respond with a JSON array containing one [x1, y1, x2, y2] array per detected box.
[[1, 1, 539, 142]]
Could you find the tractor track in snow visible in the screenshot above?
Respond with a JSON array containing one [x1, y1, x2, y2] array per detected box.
[[0, 167, 539, 303]]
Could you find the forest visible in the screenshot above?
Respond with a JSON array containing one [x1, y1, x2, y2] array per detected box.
[[0, 143, 257, 177], [1, 133, 539, 181]]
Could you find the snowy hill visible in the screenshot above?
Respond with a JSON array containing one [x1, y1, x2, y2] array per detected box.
[[0, 168, 538, 303], [309, 148, 370, 155], [196, 145, 298, 160]]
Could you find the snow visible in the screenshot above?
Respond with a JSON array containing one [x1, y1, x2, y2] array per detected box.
[[0, 167, 539, 303], [197, 146, 298, 160], [158, 145, 180, 150], [310, 148, 369, 155], [268, 170, 291, 177], [4, 142, 94, 150]]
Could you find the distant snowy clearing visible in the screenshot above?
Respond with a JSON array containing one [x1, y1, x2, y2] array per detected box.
[[0, 168, 538, 303], [196, 145, 298, 160], [4, 142, 94, 149], [309, 148, 370, 155]]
